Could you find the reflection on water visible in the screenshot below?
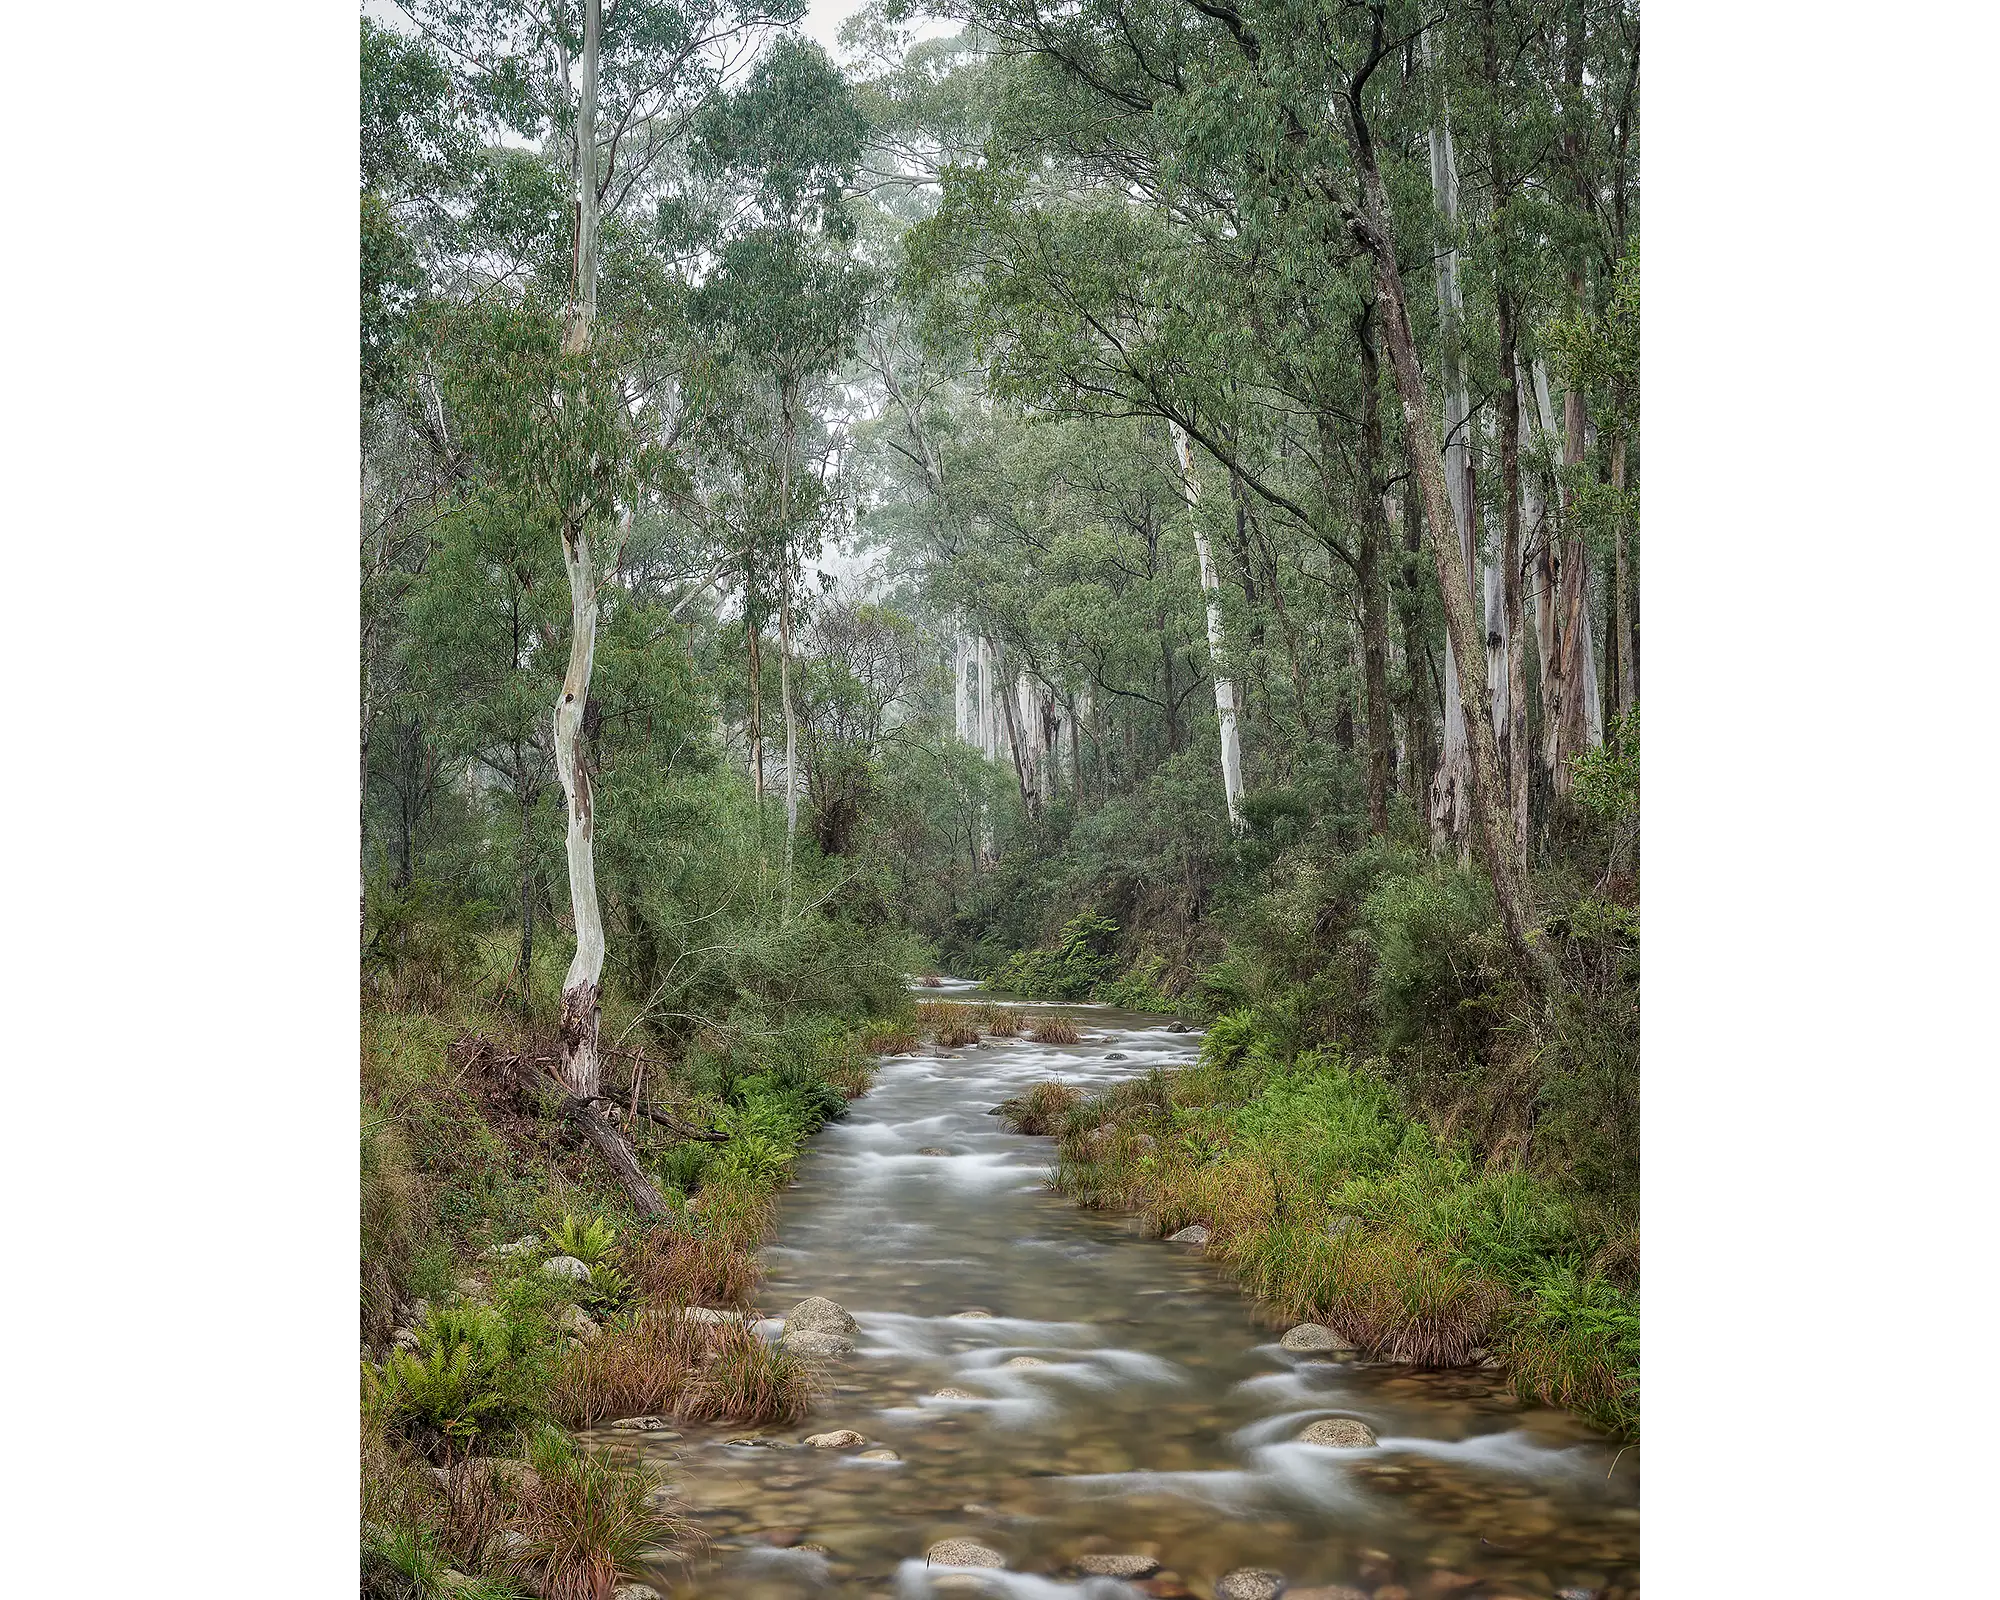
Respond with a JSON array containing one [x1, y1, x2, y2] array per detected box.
[[590, 995, 1639, 1599]]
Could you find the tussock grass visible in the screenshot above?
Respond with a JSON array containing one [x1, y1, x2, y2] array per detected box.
[[861, 1022, 920, 1056], [933, 1016, 981, 1048], [628, 1227, 759, 1310], [506, 1429, 694, 1600], [984, 1008, 1022, 1038], [686, 1325, 818, 1424], [1028, 1015, 1081, 1044], [914, 1000, 955, 1028], [1003, 1081, 1083, 1136], [545, 1310, 705, 1429]]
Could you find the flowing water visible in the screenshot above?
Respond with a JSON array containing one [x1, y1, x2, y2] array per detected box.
[[597, 990, 1639, 1600]]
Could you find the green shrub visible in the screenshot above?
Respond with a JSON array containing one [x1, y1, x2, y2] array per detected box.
[[989, 913, 1120, 999], [363, 1303, 542, 1459], [543, 1214, 618, 1268], [1360, 867, 1506, 1057]]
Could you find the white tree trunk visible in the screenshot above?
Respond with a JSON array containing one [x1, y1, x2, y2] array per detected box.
[[555, 520, 605, 1098], [1170, 424, 1246, 834], [562, 0, 600, 358], [1425, 42, 1476, 856]]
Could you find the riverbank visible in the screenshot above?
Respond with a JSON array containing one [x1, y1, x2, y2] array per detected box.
[[1003, 1021, 1638, 1441], [358, 928, 919, 1600]]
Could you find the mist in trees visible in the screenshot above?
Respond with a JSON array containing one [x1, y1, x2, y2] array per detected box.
[[362, 0, 1638, 1211]]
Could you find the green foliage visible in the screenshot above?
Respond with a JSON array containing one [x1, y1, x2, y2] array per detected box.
[[989, 913, 1121, 999], [542, 1215, 618, 1269], [1360, 868, 1507, 1058], [1571, 708, 1641, 826], [364, 1303, 541, 1458]]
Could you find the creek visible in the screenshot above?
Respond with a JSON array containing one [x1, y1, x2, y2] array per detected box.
[[596, 989, 1639, 1600]]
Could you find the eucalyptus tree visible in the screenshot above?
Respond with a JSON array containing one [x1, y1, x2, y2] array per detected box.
[[689, 36, 871, 897], [393, 0, 810, 1206]]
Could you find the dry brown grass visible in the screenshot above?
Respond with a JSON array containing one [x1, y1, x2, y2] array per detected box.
[[1005, 1080, 1084, 1136], [505, 1440, 695, 1600], [684, 1325, 819, 1424], [914, 1000, 955, 1028], [1028, 1015, 1081, 1045], [933, 1015, 981, 1048], [984, 1009, 1022, 1038], [545, 1310, 707, 1429], [690, 1182, 779, 1254], [861, 1023, 921, 1056], [628, 1227, 760, 1309]]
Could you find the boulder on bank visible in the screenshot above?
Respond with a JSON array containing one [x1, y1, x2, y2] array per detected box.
[[1215, 1568, 1285, 1600], [541, 1255, 591, 1282], [1279, 1323, 1356, 1356], [927, 1540, 1006, 1568], [607, 1416, 674, 1432], [1297, 1416, 1377, 1448], [784, 1296, 859, 1337], [803, 1430, 867, 1449], [682, 1306, 743, 1326], [1166, 1224, 1211, 1245], [559, 1304, 600, 1342]]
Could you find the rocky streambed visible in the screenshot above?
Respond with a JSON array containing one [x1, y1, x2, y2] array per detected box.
[[589, 993, 1639, 1600]]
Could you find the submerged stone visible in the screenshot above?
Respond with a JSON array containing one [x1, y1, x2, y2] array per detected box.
[[1166, 1224, 1211, 1245], [1215, 1568, 1285, 1600], [927, 1539, 1006, 1568], [804, 1429, 867, 1449], [1073, 1553, 1160, 1578], [1297, 1416, 1378, 1448]]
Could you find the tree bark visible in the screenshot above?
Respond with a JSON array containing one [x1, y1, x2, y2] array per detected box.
[[778, 379, 800, 913], [1353, 327, 1396, 835], [1348, 117, 1552, 985], [1170, 424, 1247, 833], [1422, 39, 1476, 855], [1611, 431, 1635, 718], [995, 643, 1038, 819], [552, 0, 665, 1210]]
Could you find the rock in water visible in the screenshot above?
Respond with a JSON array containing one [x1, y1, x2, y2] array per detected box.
[[611, 1586, 661, 1600], [1002, 1355, 1049, 1367], [927, 1540, 1006, 1568], [917, 1146, 951, 1156], [1215, 1569, 1285, 1600], [803, 1430, 867, 1449], [1073, 1554, 1160, 1578], [951, 1310, 994, 1320], [1297, 1416, 1377, 1448], [541, 1255, 591, 1282], [784, 1295, 859, 1337], [1285, 1589, 1369, 1600], [1167, 1224, 1211, 1245], [931, 1387, 980, 1400], [1279, 1323, 1355, 1355], [858, 1447, 901, 1461], [607, 1416, 674, 1433], [781, 1329, 854, 1361], [1105, 1052, 1129, 1061], [1166, 1021, 1191, 1033]]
